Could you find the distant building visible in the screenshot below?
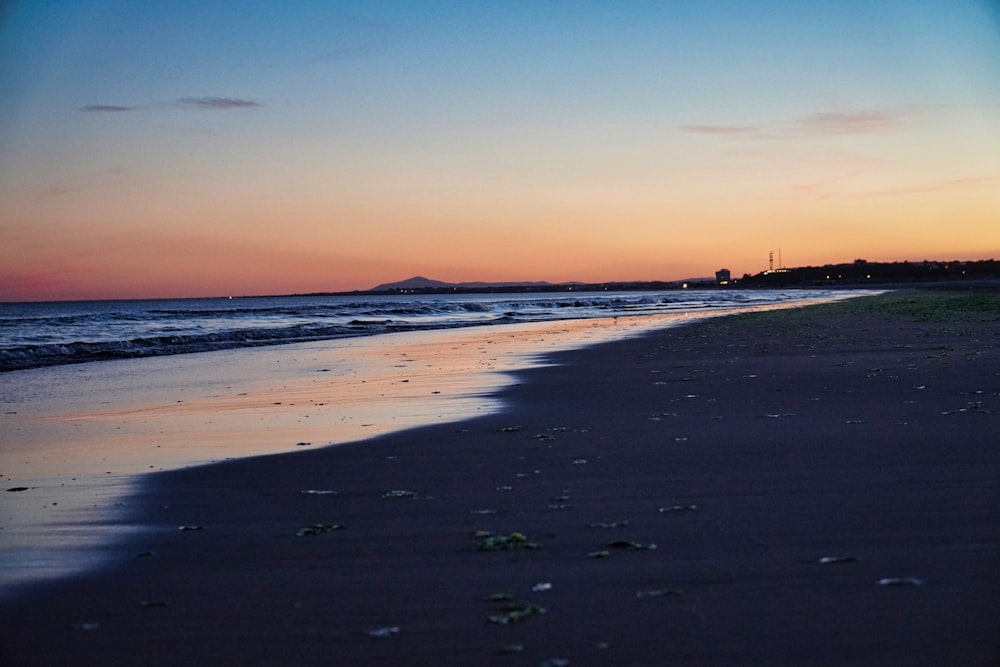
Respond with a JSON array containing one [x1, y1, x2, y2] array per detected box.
[[715, 268, 731, 285]]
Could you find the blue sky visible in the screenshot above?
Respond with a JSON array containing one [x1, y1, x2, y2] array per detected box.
[[1, 1, 998, 300]]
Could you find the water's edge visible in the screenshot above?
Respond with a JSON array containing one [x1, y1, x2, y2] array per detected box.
[[0, 295, 865, 599]]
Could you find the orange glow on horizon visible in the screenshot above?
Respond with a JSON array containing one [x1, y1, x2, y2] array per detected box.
[[2, 3, 998, 302]]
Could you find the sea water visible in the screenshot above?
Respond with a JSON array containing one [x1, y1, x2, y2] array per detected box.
[[3, 290, 823, 371], [0, 289, 858, 597]]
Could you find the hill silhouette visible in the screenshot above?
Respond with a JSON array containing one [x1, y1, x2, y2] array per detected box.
[[370, 276, 556, 292]]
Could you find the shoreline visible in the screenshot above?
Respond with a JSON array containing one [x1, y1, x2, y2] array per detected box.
[[0, 288, 841, 374], [1, 291, 998, 665], [0, 302, 840, 598]]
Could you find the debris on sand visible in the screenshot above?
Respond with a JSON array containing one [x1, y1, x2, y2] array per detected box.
[[295, 523, 344, 536], [367, 626, 400, 638], [382, 489, 416, 498], [877, 577, 924, 587], [487, 601, 546, 624], [636, 588, 684, 598], [606, 539, 657, 551], [818, 555, 857, 565], [475, 531, 541, 551]]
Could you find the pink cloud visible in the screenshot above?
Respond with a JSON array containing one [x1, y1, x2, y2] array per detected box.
[[797, 110, 902, 135], [0, 270, 80, 301]]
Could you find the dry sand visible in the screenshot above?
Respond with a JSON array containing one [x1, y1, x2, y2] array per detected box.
[[2, 290, 997, 666]]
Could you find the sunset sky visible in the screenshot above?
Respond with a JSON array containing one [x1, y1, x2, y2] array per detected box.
[[1, 1, 998, 301]]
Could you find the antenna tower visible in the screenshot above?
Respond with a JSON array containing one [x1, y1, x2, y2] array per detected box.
[[769, 250, 774, 272]]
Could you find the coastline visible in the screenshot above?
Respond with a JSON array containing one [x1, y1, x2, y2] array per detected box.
[[0, 302, 837, 597], [1, 290, 998, 665]]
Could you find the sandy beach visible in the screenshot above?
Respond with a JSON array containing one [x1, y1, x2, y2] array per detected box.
[[2, 289, 997, 666]]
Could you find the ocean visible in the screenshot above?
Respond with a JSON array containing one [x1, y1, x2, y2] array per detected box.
[[2, 290, 827, 372], [0, 288, 858, 597]]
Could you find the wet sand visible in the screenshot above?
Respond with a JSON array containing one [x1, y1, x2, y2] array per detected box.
[[0, 313, 753, 594], [1, 307, 821, 594], [2, 291, 998, 665]]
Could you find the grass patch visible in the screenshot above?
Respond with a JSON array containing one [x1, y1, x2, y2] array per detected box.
[[832, 289, 1000, 321], [709, 288, 999, 333]]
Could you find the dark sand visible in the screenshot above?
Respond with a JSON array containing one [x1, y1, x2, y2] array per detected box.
[[2, 291, 998, 666]]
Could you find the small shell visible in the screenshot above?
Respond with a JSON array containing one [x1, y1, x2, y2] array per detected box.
[[635, 588, 684, 598], [877, 577, 924, 587], [367, 626, 400, 638], [659, 505, 698, 513], [73, 622, 100, 631], [818, 556, 856, 565]]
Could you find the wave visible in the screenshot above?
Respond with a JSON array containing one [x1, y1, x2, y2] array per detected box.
[[0, 290, 842, 372], [0, 316, 514, 371], [142, 295, 684, 320], [0, 323, 369, 371]]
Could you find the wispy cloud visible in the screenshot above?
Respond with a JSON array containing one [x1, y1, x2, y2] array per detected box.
[[34, 168, 129, 200], [679, 108, 906, 140], [81, 97, 263, 114], [858, 176, 1000, 198], [176, 97, 262, 110], [678, 124, 759, 136], [80, 104, 135, 113]]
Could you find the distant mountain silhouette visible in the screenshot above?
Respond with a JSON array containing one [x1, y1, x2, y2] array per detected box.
[[370, 276, 556, 292], [370, 276, 452, 291]]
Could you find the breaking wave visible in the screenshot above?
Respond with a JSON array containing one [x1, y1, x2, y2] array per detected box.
[[1, 290, 832, 371]]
